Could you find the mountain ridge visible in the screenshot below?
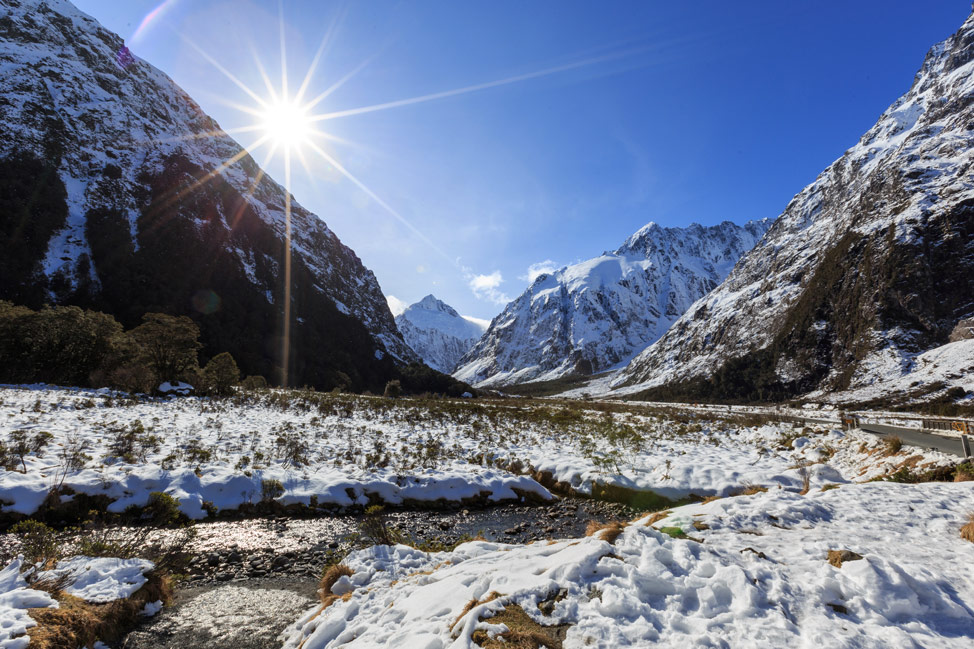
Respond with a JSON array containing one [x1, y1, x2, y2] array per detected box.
[[453, 218, 770, 387], [614, 12, 974, 405]]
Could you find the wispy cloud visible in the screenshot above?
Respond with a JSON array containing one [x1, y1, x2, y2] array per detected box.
[[468, 271, 510, 305], [520, 259, 560, 283]]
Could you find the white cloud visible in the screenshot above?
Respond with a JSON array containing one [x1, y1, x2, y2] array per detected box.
[[386, 295, 408, 317], [519, 259, 560, 283], [468, 271, 510, 305]]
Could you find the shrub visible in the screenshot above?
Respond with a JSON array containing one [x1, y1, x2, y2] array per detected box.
[[11, 520, 60, 565], [359, 505, 402, 546], [240, 374, 268, 391], [383, 380, 402, 398], [8, 429, 53, 472], [199, 352, 241, 397], [129, 313, 201, 384], [261, 478, 285, 502], [143, 492, 182, 526]]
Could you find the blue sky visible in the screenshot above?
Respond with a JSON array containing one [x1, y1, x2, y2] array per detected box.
[[72, 0, 970, 320]]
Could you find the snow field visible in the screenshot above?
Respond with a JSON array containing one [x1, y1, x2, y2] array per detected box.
[[281, 482, 974, 648], [0, 386, 958, 520]]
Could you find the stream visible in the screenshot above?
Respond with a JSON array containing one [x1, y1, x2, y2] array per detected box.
[[105, 498, 635, 648]]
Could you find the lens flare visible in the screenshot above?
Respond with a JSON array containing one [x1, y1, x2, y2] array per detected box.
[[259, 99, 312, 148]]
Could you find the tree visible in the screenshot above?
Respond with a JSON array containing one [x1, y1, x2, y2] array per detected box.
[[199, 352, 240, 396], [128, 313, 201, 384]]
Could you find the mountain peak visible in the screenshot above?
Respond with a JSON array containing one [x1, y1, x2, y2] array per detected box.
[[454, 219, 769, 388], [396, 296, 486, 373]]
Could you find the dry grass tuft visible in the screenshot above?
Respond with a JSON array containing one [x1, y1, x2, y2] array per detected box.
[[472, 603, 572, 649], [642, 510, 671, 526], [734, 484, 768, 497], [319, 564, 354, 604], [827, 550, 863, 568], [955, 467, 974, 483], [451, 591, 502, 632], [883, 436, 903, 456], [961, 513, 974, 543], [27, 572, 172, 649], [584, 520, 625, 544], [692, 520, 710, 531]]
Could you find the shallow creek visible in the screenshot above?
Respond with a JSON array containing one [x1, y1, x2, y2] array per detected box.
[[58, 498, 635, 648]]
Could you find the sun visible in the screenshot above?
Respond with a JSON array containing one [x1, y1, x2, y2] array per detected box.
[[259, 98, 313, 149]]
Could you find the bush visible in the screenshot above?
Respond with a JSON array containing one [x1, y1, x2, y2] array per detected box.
[[261, 478, 285, 502], [11, 520, 60, 564], [129, 313, 201, 384], [199, 352, 241, 397], [359, 505, 403, 546], [144, 491, 183, 526], [383, 380, 402, 398], [240, 374, 268, 391]]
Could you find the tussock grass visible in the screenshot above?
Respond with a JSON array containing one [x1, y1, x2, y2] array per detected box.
[[27, 572, 172, 649], [961, 513, 974, 543], [472, 603, 572, 649], [319, 564, 353, 603], [827, 550, 863, 568], [883, 436, 903, 456], [451, 591, 502, 633], [641, 510, 671, 526], [584, 520, 625, 544]]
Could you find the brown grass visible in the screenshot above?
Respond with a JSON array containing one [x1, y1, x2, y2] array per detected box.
[[955, 468, 974, 482], [692, 520, 710, 531], [734, 484, 768, 497], [642, 510, 671, 526], [584, 520, 625, 544], [883, 436, 903, 456], [318, 563, 354, 607], [451, 591, 502, 632], [27, 572, 172, 649], [472, 603, 572, 649], [961, 513, 974, 543], [827, 550, 863, 568]]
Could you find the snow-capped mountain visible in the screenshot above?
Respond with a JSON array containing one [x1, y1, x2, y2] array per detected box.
[[454, 220, 770, 387], [395, 295, 487, 373], [616, 12, 974, 405], [0, 0, 416, 389]]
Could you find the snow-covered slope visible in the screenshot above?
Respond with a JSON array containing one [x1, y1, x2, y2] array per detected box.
[[616, 11, 974, 404], [0, 0, 416, 387], [454, 220, 770, 387], [395, 295, 487, 373]]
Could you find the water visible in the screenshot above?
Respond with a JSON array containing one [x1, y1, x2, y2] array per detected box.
[[114, 498, 632, 648]]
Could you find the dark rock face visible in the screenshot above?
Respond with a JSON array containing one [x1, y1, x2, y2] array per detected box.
[[618, 11, 974, 402], [0, 0, 416, 389]]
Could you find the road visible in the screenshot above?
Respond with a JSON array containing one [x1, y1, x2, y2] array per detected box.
[[856, 422, 971, 458]]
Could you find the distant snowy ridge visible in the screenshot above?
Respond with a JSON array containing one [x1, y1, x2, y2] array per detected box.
[[454, 219, 770, 387], [615, 10, 974, 405], [395, 295, 487, 373]]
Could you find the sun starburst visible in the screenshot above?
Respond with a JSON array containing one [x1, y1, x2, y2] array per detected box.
[[154, 4, 647, 386]]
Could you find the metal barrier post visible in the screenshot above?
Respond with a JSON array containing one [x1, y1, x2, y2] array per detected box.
[[962, 434, 972, 459]]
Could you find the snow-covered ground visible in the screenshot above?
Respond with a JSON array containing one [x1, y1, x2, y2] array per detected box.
[[0, 385, 960, 521], [282, 481, 974, 648], [0, 556, 157, 648]]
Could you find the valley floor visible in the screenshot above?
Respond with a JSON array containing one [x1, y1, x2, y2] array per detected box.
[[0, 385, 971, 647]]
